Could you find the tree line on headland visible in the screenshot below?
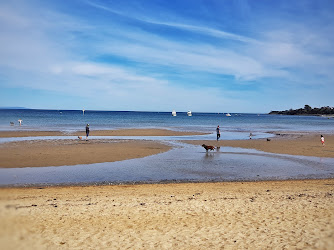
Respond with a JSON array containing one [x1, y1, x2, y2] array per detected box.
[[269, 105, 334, 116]]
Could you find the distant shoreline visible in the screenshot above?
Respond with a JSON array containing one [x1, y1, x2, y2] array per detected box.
[[269, 112, 334, 117], [269, 105, 334, 116]]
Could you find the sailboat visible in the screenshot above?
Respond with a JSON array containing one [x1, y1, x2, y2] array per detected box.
[[187, 110, 192, 116], [172, 110, 176, 116]]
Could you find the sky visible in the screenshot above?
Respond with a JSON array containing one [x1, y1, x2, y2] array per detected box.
[[0, 0, 334, 113]]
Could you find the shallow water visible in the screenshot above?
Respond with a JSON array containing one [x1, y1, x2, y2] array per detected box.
[[1, 142, 333, 187], [0, 131, 273, 144], [1, 109, 334, 134]]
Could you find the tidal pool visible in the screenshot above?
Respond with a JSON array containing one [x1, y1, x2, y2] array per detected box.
[[0, 142, 333, 187]]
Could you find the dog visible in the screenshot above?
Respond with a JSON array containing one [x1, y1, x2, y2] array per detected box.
[[78, 136, 82, 140], [202, 144, 215, 151]]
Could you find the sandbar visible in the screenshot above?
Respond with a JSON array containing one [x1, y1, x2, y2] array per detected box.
[[0, 130, 333, 168], [0, 139, 171, 168], [0, 129, 206, 138], [0, 129, 206, 168], [185, 133, 334, 158]]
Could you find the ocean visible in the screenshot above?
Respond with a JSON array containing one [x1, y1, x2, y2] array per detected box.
[[1, 109, 334, 135]]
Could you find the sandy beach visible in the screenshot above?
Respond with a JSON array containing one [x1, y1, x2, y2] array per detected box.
[[0, 129, 333, 249], [1, 179, 333, 249]]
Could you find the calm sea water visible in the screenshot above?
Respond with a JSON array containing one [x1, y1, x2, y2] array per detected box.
[[0, 109, 333, 134]]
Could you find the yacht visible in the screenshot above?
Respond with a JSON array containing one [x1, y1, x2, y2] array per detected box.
[[187, 110, 192, 116], [172, 110, 176, 116], [226, 113, 231, 117]]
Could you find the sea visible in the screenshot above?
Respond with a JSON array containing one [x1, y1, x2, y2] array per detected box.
[[1, 108, 334, 134], [1, 109, 334, 186]]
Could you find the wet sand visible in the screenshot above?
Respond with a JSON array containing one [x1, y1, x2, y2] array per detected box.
[[1, 179, 333, 249], [0, 130, 333, 168], [0, 129, 206, 138], [0, 139, 171, 168], [185, 133, 334, 158], [0, 129, 205, 168]]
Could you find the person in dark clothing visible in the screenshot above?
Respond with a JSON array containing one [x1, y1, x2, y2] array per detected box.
[[216, 125, 220, 141], [86, 124, 90, 140]]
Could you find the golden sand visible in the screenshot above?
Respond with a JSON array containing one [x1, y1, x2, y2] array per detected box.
[[0, 139, 171, 168], [0, 179, 333, 249]]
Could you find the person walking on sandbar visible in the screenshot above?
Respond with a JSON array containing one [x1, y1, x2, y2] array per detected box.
[[216, 125, 221, 141], [86, 124, 90, 141]]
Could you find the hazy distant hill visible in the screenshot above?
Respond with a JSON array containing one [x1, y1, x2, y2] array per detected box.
[[269, 105, 334, 116], [0, 107, 28, 109]]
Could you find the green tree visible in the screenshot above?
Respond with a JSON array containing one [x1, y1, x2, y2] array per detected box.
[[304, 105, 312, 112]]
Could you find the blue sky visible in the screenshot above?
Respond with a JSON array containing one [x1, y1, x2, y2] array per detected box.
[[0, 0, 334, 113]]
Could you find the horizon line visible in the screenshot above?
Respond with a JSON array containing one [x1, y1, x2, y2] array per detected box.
[[0, 107, 268, 114]]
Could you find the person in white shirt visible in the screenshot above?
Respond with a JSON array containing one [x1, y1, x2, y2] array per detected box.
[[321, 135, 325, 146]]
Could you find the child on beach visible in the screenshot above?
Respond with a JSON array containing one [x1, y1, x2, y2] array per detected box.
[[321, 135, 325, 146]]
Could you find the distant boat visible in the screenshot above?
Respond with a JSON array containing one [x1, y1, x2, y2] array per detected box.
[[172, 110, 176, 116], [187, 110, 192, 116], [226, 113, 231, 117]]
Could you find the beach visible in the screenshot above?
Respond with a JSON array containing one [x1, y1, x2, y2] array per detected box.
[[0, 129, 206, 138], [1, 180, 333, 249], [0, 129, 334, 249], [0, 129, 205, 168], [185, 132, 334, 158], [0, 130, 333, 168]]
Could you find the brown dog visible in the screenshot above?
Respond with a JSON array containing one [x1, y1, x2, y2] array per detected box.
[[202, 144, 215, 151]]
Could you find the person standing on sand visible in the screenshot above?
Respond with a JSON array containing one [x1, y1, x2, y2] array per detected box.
[[321, 135, 325, 146], [86, 124, 90, 141], [216, 125, 220, 141]]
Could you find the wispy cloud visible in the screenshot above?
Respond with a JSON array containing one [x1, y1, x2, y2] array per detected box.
[[82, 0, 334, 84], [1, 0, 334, 111]]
